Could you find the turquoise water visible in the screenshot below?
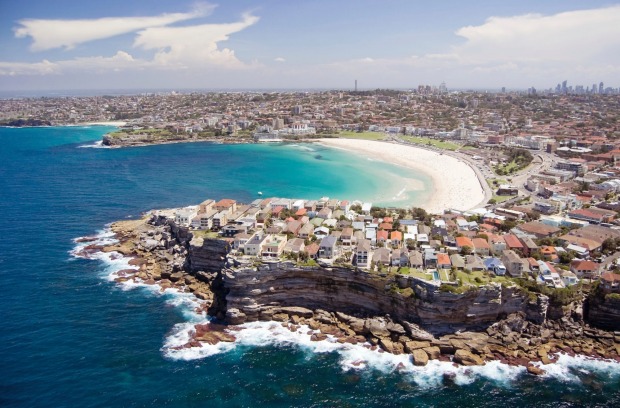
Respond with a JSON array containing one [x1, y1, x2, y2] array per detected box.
[[1, 126, 620, 407]]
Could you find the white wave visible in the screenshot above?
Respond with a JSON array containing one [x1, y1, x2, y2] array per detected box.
[[162, 322, 235, 361], [70, 228, 141, 285], [392, 187, 407, 200], [73, 228, 620, 388], [78, 140, 109, 149], [532, 353, 620, 383], [161, 319, 527, 388]]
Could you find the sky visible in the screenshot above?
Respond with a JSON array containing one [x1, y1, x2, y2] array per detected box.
[[0, 0, 619, 92]]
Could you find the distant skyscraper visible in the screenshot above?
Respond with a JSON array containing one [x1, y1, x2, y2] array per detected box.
[[438, 82, 447, 93], [599, 82, 604, 94], [355, 80, 358, 92], [562, 80, 568, 94], [592, 83, 597, 94], [501, 87, 506, 93]]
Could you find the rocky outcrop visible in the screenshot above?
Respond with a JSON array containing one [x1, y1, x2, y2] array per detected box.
[[220, 260, 544, 334], [187, 237, 230, 273], [99, 215, 620, 367], [588, 292, 620, 331]]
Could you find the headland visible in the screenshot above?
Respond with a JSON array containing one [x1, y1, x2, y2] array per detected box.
[[74, 196, 620, 374]]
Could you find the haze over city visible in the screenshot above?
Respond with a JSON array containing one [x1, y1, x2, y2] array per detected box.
[[1, 0, 619, 92]]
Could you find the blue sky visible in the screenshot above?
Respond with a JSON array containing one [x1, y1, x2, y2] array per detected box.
[[1, 0, 619, 91]]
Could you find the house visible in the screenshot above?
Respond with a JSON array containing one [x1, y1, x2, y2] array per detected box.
[[465, 255, 486, 272], [175, 207, 198, 227], [450, 254, 466, 270], [472, 238, 491, 256], [284, 238, 306, 254], [212, 211, 229, 230], [561, 270, 578, 287], [391, 248, 409, 267], [568, 208, 615, 224], [503, 234, 525, 253], [408, 251, 424, 269], [437, 253, 452, 269], [191, 209, 217, 230], [390, 231, 403, 248], [517, 221, 561, 239], [221, 224, 247, 237], [377, 230, 389, 245], [314, 226, 329, 239], [199, 199, 215, 214], [355, 239, 371, 267], [501, 250, 524, 277], [455, 236, 475, 252], [341, 227, 354, 247], [373, 247, 391, 266], [298, 223, 314, 239], [305, 243, 319, 260], [570, 259, 599, 279], [423, 249, 438, 268], [244, 233, 267, 256], [540, 246, 559, 262], [261, 235, 288, 258], [214, 199, 237, 214], [600, 272, 620, 292], [519, 236, 539, 257], [488, 234, 506, 255], [285, 220, 304, 236], [527, 258, 540, 274], [484, 257, 507, 276], [233, 233, 251, 251], [319, 235, 338, 259]]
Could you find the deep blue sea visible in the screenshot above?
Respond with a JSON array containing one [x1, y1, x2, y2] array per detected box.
[[1, 126, 619, 407]]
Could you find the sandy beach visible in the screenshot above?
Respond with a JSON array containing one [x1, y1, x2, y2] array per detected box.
[[317, 138, 490, 214], [80, 121, 128, 127]]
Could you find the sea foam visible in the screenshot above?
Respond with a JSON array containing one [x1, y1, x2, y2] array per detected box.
[[72, 228, 620, 388]]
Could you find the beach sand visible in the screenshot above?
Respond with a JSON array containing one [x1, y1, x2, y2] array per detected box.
[[81, 121, 128, 127], [317, 138, 490, 214]]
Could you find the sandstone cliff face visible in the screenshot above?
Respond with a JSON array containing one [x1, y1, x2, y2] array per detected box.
[[156, 221, 616, 334], [588, 294, 620, 331], [220, 260, 546, 334], [187, 237, 230, 273]]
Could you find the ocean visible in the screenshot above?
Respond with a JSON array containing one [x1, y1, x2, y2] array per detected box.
[[1, 126, 619, 407]]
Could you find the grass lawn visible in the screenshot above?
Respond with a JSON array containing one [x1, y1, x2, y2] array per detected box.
[[486, 179, 514, 203], [192, 230, 220, 239], [398, 267, 433, 281], [337, 131, 387, 140], [402, 136, 461, 151], [456, 270, 510, 286]]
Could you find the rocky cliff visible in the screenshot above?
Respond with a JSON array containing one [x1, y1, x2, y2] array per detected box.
[[217, 260, 547, 335], [101, 215, 620, 367]]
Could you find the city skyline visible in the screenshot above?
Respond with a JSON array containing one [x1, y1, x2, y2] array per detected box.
[[1, 1, 619, 92]]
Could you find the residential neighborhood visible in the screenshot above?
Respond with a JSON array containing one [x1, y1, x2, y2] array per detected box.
[[169, 193, 620, 294]]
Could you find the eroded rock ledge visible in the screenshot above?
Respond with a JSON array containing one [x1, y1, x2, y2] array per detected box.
[[92, 215, 620, 370]]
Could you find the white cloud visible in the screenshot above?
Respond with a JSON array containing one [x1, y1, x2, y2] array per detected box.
[[0, 59, 59, 76], [133, 12, 260, 69], [274, 57, 285, 62], [14, 3, 214, 51], [453, 5, 620, 66], [0, 51, 148, 76], [308, 5, 620, 87], [1, 10, 260, 77]]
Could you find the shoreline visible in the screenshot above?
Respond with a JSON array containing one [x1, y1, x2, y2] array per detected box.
[[316, 138, 489, 213], [72, 216, 620, 373]]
